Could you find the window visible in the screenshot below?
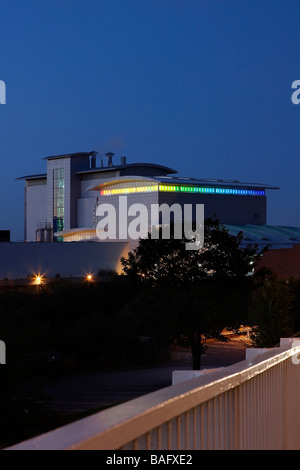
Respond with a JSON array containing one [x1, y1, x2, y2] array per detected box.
[[53, 169, 64, 241]]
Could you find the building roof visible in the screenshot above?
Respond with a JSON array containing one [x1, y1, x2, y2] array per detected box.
[[15, 173, 47, 181], [16, 157, 178, 181], [155, 176, 279, 190], [42, 152, 178, 176], [87, 174, 279, 192], [16, 152, 279, 192], [42, 151, 95, 161], [76, 163, 177, 176], [225, 224, 300, 249]]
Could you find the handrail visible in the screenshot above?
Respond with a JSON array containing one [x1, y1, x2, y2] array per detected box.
[[7, 340, 300, 450]]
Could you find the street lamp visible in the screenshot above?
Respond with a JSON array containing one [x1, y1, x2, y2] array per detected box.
[[33, 274, 44, 286]]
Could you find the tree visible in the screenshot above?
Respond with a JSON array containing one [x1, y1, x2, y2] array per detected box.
[[248, 277, 295, 347], [121, 218, 258, 369]]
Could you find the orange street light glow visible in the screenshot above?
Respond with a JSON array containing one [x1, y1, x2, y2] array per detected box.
[[34, 275, 44, 285]]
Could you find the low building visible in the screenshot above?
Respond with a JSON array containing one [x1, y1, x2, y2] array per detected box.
[[0, 241, 128, 282], [255, 244, 300, 278]]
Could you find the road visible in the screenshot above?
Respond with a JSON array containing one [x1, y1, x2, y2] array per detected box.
[[44, 338, 249, 415]]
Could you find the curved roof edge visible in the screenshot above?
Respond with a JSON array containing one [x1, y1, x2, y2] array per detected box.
[[225, 224, 300, 249], [86, 174, 279, 191], [15, 173, 47, 181], [87, 176, 159, 191], [77, 162, 177, 176], [43, 151, 94, 161]]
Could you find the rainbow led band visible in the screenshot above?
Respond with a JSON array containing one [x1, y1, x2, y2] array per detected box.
[[100, 184, 265, 197]]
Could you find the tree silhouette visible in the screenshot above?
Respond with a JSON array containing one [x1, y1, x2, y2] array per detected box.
[[248, 276, 295, 347], [121, 218, 258, 369]]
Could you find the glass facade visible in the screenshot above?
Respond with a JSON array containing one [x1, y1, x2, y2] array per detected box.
[[53, 168, 64, 241]]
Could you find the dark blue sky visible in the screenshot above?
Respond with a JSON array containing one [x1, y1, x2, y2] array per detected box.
[[1, 0, 300, 240]]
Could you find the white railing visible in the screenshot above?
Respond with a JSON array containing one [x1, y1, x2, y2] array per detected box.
[[7, 338, 300, 450]]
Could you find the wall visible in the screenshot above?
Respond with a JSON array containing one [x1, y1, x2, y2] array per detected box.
[[25, 179, 47, 241], [255, 245, 300, 278], [159, 192, 267, 226]]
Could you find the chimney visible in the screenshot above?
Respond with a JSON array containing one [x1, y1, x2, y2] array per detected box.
[[105, 152, 114, 167], [120, 156, 127, 166], [89, 151, 98, 169]]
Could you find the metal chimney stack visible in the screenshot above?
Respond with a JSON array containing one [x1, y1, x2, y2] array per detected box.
[[89, 151, 98, 169], [105, 152, 114, 167]]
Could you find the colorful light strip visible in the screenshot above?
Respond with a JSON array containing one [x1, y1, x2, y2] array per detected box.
[[100, 185, 265, 197], [100, 185, 159, 196]]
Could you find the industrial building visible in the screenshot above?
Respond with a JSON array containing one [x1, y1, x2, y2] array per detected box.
[[17, 151, 279, 242], [11, 150, 300, 281], [0, 241, 128, 282]]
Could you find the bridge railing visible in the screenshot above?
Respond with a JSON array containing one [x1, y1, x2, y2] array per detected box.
[[7, 338, 300, 450]]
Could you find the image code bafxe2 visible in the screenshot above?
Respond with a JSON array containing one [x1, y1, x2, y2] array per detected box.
[[105, 453, 193, 466]]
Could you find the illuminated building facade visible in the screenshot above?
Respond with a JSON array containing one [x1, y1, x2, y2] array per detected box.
[[17, 151, 279, 245]]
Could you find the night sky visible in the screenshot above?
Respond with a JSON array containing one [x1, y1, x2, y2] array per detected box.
[[1, 0, 300, 241]]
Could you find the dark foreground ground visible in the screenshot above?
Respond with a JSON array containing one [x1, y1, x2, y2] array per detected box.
[[44, 338, 249, 415]]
